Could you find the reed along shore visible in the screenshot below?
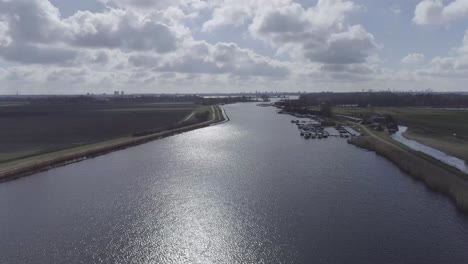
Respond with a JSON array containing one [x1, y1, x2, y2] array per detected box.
[[348, 135, 468, 212]]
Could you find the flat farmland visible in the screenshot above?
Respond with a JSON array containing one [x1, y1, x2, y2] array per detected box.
[[0, 102, 196, 163], [333, 107, 468, 162]]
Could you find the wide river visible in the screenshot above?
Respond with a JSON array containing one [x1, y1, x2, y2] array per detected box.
[[1, 103, 468, 264]]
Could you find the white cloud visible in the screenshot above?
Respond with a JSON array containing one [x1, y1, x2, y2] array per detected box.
[[0, 21, 12, 47], [0, 0, 377, 71], [0, 1, 183, 53], [0, 0, 68, 43], [249, 0, 379, 65], [5, 0, 467, 93], [100, 0, 208, 20], [416, 31, 468, 77], [413, 0, 468, 25], [66, 10, 179, 52], [129, 41, 290, 77], [100, 0, 177, 9], [460, 30, 468, 53], [0, 0, 299, 93], [201, 0, 291, 32], [402, 53, 425, 64], [202, 5, 252, 32], [310, 25, 379, 64]]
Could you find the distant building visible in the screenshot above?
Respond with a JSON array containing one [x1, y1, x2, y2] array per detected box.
[[114, 91, 119, 96], [120, 91, 124, 95], [369, 114, 398, 134], [370, 116, 386, 124]]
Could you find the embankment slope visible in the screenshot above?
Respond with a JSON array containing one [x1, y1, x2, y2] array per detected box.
[[0, 105, 226, 183], [348, 128, 468, 212]]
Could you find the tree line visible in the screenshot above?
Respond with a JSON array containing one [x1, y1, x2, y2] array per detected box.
[[298, 92, 468, 108]]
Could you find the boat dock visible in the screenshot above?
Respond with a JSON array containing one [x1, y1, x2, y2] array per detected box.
[[291, 120, 358, 139]]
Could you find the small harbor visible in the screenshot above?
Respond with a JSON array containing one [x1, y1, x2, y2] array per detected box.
[[291, 119, 358, 140]]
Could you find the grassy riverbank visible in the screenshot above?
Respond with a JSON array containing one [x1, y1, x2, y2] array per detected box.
[[0, 105, 226, 182], [334, 107, 468, 162], [348, 126, 468, 212]]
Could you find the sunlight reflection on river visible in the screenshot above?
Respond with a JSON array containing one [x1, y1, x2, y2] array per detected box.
[[1, 103, 468, 264]]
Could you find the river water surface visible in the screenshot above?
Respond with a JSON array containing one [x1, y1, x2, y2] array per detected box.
[[1, 103, 468, 263]]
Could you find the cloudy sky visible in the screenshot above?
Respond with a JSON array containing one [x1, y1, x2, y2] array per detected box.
[[0, 0, 468, 94]]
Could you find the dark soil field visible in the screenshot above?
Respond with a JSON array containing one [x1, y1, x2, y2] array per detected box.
[[0, 102, 196, 162]]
